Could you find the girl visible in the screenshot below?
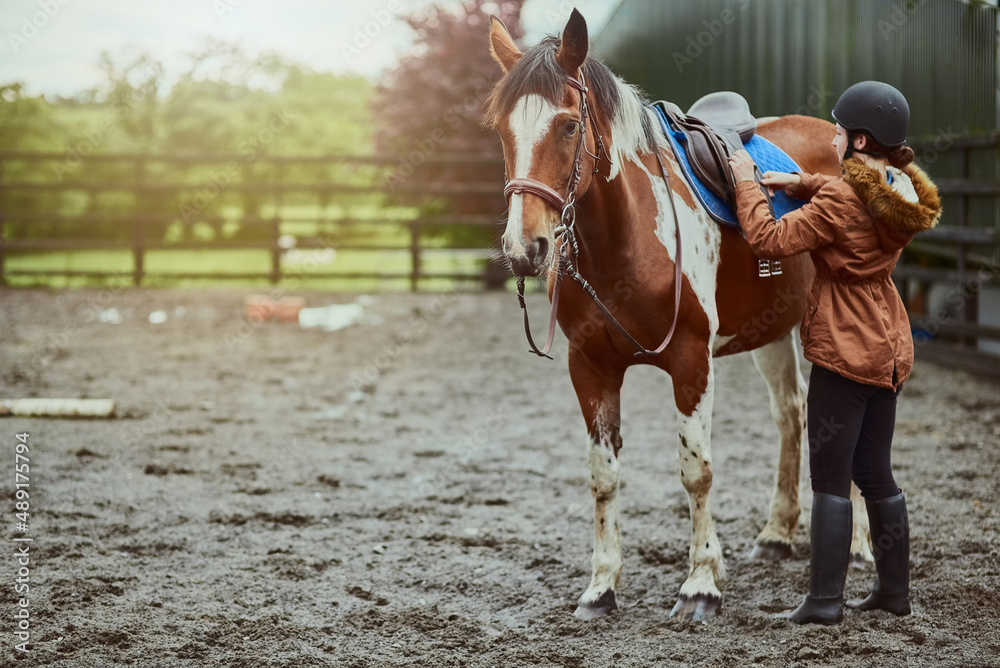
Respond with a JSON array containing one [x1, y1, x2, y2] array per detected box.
[[729, 81, 942, 625]]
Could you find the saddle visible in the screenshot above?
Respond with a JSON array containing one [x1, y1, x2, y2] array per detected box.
[[651, 92, 805, 277], [657, 91, 757, 213]]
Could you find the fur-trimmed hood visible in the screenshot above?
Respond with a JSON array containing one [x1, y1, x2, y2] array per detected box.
[[841, 157, 942, 252]]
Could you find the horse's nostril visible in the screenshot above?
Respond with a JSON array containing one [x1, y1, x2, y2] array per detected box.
[[526, 237, 549, 264]]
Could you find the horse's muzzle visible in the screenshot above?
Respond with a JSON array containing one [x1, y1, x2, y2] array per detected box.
[[505, 236, 550, 277]]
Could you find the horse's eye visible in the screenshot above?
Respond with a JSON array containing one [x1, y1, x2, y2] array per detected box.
[[564, 121, 579, 138]]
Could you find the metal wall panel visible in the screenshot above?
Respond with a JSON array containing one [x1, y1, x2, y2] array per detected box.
[[594, 0, 999, 256], [594, 0, 998, 135]]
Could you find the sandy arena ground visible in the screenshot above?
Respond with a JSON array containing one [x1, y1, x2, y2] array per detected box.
[[0, 288, 998, 667]]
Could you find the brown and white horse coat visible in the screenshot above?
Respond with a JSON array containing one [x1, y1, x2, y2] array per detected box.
[[485, 10, 872, 621]]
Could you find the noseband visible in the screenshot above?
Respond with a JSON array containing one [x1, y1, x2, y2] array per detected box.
[[502, 73, 684, 359]]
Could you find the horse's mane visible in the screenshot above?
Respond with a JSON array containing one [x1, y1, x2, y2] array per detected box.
[[484, 36, 663, 157]]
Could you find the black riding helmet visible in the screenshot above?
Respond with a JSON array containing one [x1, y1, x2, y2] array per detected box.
[[831, 81, 910, 148]]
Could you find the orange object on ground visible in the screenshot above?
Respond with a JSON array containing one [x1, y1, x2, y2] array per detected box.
[[244, 295, 305, 322], [244, 295, 276, 321], [274, 296, 306, 322]]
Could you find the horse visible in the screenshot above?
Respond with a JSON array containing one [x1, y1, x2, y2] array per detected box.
[[484, 9, 873, 621]]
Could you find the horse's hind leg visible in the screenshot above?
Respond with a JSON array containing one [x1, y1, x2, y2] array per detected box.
[[850, 483, 874, 566], [569, 348, 626, 620], [749, 331, 805, 560], [749, 331, 874, 564]]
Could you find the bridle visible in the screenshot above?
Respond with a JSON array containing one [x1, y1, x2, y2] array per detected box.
[[502, 72, 684, 359]]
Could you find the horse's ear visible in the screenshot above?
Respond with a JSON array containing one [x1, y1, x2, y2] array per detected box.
[[489, 16, 522, 73], [556, 8, 588, 74]]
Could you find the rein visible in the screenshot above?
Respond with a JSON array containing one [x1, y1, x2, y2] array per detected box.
[[504, 74, 684, 359]]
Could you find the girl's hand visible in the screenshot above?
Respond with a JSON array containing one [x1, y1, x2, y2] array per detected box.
[[728, 150, 757, 183], [760, 171, 801, 196]]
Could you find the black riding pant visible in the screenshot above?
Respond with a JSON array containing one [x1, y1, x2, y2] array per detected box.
[[806, 363, 902, 501]]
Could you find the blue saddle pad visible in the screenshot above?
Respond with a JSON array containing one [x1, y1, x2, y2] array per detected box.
[[650, 103, 806, 228]]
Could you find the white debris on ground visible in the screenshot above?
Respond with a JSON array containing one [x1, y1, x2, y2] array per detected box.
[[97, 308, 123, 324], [298, 302, 364, 332]]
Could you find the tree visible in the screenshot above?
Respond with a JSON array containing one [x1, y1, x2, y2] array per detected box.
[[373, 0, 525, 223], [97, 49, 164, 146]]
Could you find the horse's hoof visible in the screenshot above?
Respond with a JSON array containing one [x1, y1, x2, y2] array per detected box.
[[670, 593, 722, 621], [573, 590, 618, 620], [750, 541, 794, 561]]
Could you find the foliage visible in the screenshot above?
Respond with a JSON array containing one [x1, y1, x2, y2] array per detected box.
[[0, 42, 376, 243], [0, 84, 74, 239], [373, 0, 525, 249], [0, 83, 64, 152]]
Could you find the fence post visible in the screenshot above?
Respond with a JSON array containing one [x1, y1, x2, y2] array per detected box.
[[270, 215, 281, 284], [133, 158, 145, 286], [0, 159, 6, 286], [410, 220, 421, 292], [959, 146, 978, 347], [270, 161, 283, 285]]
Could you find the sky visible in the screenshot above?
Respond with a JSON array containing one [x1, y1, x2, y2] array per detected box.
[[0, 0, 618, 98]]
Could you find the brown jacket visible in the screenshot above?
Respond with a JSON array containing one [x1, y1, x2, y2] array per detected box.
[[735, 158, 942, 390]]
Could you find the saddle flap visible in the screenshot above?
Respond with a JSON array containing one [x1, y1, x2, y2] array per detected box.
[[687, 91, 757, 143], [660, 102, 738, 205], [650, 101, 807, 230]]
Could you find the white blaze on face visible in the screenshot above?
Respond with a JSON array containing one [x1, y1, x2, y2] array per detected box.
[[503, 94, 561, 255]]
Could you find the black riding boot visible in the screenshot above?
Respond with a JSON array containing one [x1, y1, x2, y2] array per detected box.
[[778, 492, 852, 625], [847, 491, 911, 615]]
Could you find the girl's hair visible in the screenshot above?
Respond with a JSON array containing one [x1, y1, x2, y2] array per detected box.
[[886, 145, 916, 170], [852, 131, 915, 170]]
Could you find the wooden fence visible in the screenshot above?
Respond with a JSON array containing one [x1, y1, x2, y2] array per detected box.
[[894, 134, 1000, 370], [0, 151, 507, 290], [1, 139, 998, 363]]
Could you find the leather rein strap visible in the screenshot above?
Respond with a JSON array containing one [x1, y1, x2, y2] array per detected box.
[[504, 73, 684, 359]]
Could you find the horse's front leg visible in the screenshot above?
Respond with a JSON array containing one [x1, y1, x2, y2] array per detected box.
[[569, 347, 626, 620], [670, 348, 726, 621]]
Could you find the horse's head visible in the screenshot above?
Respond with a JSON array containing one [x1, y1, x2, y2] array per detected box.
[[485, 10, 601, 278]]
